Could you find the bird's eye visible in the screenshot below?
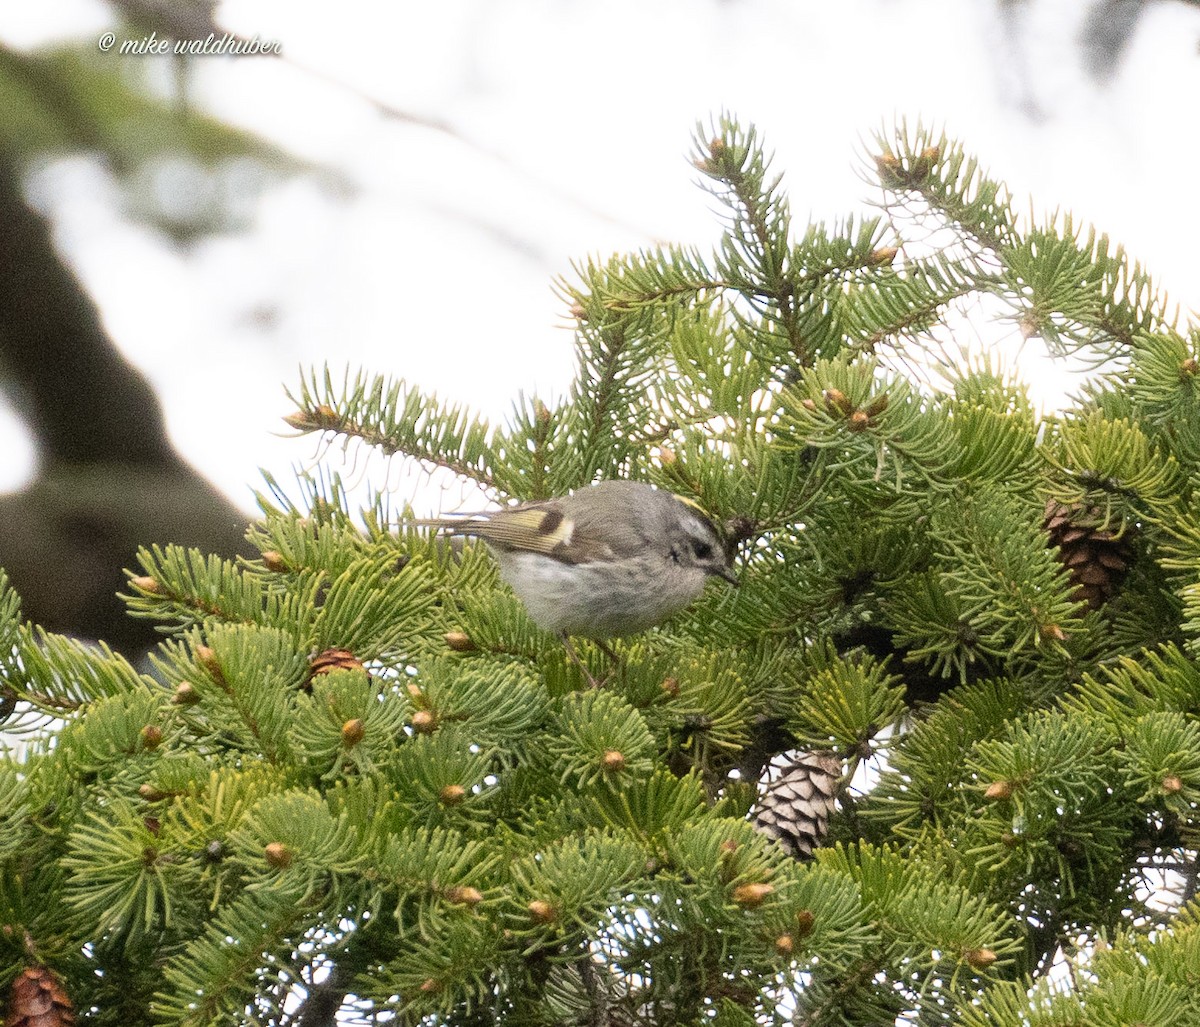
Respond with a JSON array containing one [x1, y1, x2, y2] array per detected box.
[[691, 540, 713, 560]]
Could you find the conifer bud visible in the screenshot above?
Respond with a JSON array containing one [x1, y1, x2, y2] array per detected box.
[[794, 909, 815, 937], [848, 410, 870, 432], [865, 394, 889, 417], [867, 246, 898, 266], [823, 388, 853, 416], [419, 978, 441, 994], [732, 882, 774, 908], [406, 683, 425, 702], [528, 900, 557, 923], [965, 947, 997, 969], [261, 550, 288, 572], [138, 783, 166, 802], [1040, 623, 1066, 642], [446, 886, 483, 907], [309, 648, 365, 676], [444, 631, 476, 652], [660, 677, 680, 698], [800, 398, 817, 412], [341, 718, 365, 747], [205, 840, 225, 862], [1000, 832, 1019, 848], [658, 446, 676, 466], [130, 575, 160, 594], [140, 725, 163, 750], [264, 842, 292, 868], [921, 145, 941, 163], [172, 682, 200, 705], [411, 710, 436, 734], [1162, 775, 1183, 794], [568, 303, 587, 320], [874, 153, 904, 185], [775, 933, 794, 956], [440, 784, 466, 806], [984, 781, 1013, 801], [1180, 357, 1199, 379], [195, 645, 222, 679], [601, 750, 626, 774]]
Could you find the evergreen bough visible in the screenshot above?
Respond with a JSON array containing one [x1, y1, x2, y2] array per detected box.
[[2, 116, 1199, 1026]]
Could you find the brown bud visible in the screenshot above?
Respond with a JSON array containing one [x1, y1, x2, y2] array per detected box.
[[172, 682, 200, 705], [865, 394, 890, 418], [264, 842, 292, 868], [800, 398, 817, 412], [140, 724, 163, 750], [1162, 775, 1184, 794], [601, 750, 626, 773], [130, 574, 160, 594], [284, 411, 312, 430], [261, 550, 288, 572], [658, 446, 676, 466], [143, 816, 160, 835], [733, 882, 774, 908], [660, 676, 680, 698], [719, 839, 740, 856], [528, 900, 557, 923], [568, 303, 587, 321], [440, 784, 466, 806], [138, 783, 166, 802], [411, 710, 436, 734], [984, 780, 1013, 801], [1180, 357, 1199, 379], [848, 410, 870, 432], [867, 246, 898, 267], [406, 683, 425, 702], [309, 648, 365, 677], [313, 404, 338, 424], [341, 718, 365, 747], [921, 145, 941, 163], [1000, 832, 1020, 848], [446, 886, 484, 907], [436, 782, 463, 806], [535, 400, 552, 426], [775, 933, 794, 956], [709, 137, 726, 159], [444, 631, 476, 652], [794, 909, 815, 937], [875, 153, 902, 175], [195, 645, 221, 678], [965, 947, 997, 969], [823, 388, 853, 416], [419, 978, 441, 993], [1040, 623, 1066, 642]]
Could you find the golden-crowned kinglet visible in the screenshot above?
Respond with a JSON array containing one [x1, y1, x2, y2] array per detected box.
[[419, 480, 737, 639]]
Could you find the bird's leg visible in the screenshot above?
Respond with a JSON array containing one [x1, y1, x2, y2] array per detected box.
[[561, 634, 607, 688]]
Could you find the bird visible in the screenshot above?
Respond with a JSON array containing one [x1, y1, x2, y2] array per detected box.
[[416, 480, 737, 647]]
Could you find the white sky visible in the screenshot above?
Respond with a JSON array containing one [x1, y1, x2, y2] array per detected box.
[[3, 0, 1200, 510]]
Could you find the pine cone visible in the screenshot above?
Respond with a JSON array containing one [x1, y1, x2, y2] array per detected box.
[[1043, 500, 1134, 609], [751, 751, 841, 859], [6, 965, 76, 1027]]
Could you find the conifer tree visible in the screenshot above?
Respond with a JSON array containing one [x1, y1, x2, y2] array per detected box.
[[2, 116, 1199, 1026]]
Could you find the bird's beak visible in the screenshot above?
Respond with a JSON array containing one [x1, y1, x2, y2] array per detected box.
[[712, 566, 739, 586]]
